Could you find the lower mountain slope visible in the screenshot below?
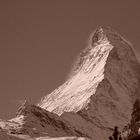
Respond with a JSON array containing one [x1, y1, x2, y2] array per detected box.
[[0, 101, 89, 140]]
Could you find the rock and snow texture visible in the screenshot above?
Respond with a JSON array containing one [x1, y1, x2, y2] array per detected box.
[[0, 27, 140, 140]]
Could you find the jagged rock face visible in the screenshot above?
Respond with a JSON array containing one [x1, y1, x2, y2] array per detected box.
[[38, 27, 140, 139], [122, 99, 140, 139]]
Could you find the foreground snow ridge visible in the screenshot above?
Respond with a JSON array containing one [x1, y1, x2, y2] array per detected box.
[[1, 27, 140, 140]]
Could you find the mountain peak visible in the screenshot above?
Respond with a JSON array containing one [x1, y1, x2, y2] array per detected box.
[[72, 26, 125, 74], [91, 26, 106, 44], [15, 100, 32, 117], [91, 26, 123, 46]]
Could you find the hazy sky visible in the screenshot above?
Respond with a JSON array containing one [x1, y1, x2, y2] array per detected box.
[[0, 0, 140, 119]]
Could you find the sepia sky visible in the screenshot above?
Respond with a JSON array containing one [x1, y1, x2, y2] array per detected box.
[[0, 0, 140, 119]]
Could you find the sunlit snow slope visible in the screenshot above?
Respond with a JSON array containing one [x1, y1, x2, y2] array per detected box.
[[39, 27, 113, 114]]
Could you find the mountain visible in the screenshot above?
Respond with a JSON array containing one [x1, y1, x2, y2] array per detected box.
[[38, 27, 140, 139], [0, 27, 140, 140]]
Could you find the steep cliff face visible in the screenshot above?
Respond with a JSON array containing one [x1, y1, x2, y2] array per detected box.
[[38, 27, 140, 139]]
